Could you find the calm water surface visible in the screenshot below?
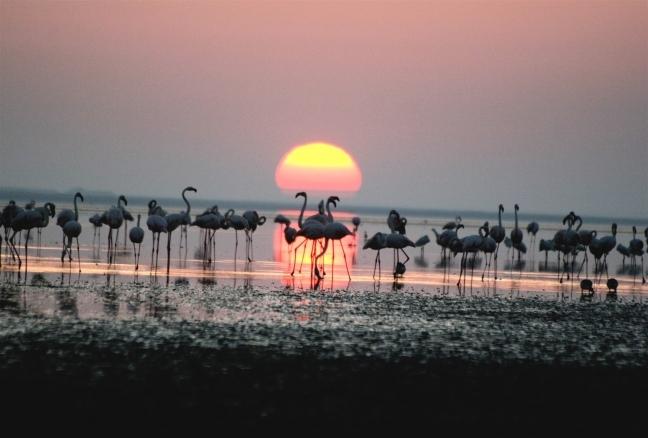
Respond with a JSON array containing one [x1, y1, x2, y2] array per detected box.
[[1, 200, 646, 321]]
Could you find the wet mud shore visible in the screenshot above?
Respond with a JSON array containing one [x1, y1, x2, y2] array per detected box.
[[1, 285, 647, 431]]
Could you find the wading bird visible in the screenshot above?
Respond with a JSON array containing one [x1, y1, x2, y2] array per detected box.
[[510, 204, 523, 262], [146, 213, 167, 270], [8, 202, 55, 270], [61, 193, 84, 271], [385, 233, 415, 278], [363, 232, 388, 278], [57, 192, 84, 256], [129, 214, 145, 271], [443, 216, 462, 231], [89, 213, 103, 246], [243, 210, 267, 262], [628, 226, 645, 283], [101, 195, 127, 264], [489, 204, 506, 279], [163, 186, 197, 273]]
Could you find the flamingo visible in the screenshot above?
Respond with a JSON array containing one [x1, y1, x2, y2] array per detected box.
[[1, 201, 21, 262], [224, 209, 248, 262], [129, 214, 145, 271], [61, 193, 84, 271], [479, 222, 497, 280], [387, 210, 407, 234], [442, 216, 462, 231], [57, 192, 83, 256], [243, 210, 267, 262], [628, 226, 645, 283], [314, 198, 353, 280], [292, 193, 331, 273], [147, 200, 167, 217], [616, 243, 630, 269], [554, 212, 578, 282], [431, 224, 464, 262], [489, 204, 506, 279], [454, 223, 486, 286], [526, 221, 539, 251], [314, 223, 353, 281], [101, 195, 126, 264], [539, 239, 556, 268], [598, 223, 617, 280], [415, 235, 431, 257], [192, 206, 220, 263], [120, 205, 134, 249], [146, 213, 167, 270], [385, 233, 415, 278], [89, 213, 103, 246], [163, 186, 197, 273], [510, 204, 523, 262], [274, 215, 297, 249], [8, 202, 55, 270], [363, 232, 388, 278], [575, 216, 596, 277]]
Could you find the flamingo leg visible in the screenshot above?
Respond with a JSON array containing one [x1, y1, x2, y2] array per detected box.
[[155, 233, 161, 270], [76, 237, 81, 272], [9, 230, 21, 267], [24, 229, 30, 276], [339, 240, 351, 281], [166, 231, 172, 274], [291, 238, 306, 276]]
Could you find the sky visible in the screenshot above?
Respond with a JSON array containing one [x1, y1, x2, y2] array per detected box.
[[1, 0, 646, 217]]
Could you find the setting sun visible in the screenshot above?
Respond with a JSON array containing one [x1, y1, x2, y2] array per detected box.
[[275, 142, 363, 192]]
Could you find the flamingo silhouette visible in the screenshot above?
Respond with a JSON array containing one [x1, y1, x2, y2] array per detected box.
[[101, 195, 126, 264], [363, 232, 388, 278], [61, 193, 84, 271], [89, 213, 103, 246], [314, 198, 353, 281], [129, 214, 145, 271], [628, 226, 645, 283], [489, 204, 506, 279], [510, 204, 523, 262], [163, 186, 197, 273], [9, 202, 55, 271], [57, 192, 83, 257]]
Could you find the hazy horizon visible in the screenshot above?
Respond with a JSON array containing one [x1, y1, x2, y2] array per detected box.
[[2, 1, 647, 217]]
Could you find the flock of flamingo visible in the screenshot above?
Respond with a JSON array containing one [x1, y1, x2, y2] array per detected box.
[[0, 189, 646, 291]]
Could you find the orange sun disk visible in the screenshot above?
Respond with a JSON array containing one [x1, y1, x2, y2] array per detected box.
[[275, 142, 363, 192]]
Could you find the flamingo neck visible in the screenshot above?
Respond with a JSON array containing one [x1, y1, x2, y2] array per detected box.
[[182, 190, 191, 215], [514, 209, 518, 229], [73, 196, 79, 221], [297, 194, 307, 229], [326, 200, 335, 222]]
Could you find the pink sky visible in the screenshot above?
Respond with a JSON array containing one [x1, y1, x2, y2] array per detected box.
[[1, 1, 646, 216]]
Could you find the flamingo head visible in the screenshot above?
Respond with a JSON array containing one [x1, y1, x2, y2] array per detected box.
[[74, 192, 84, 202], [148, 200, 157, 209], [295, 192, 306, 199], [118, 195, 128, 206], [45, 202, 56, 217], [498, 204, 504, 212]]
